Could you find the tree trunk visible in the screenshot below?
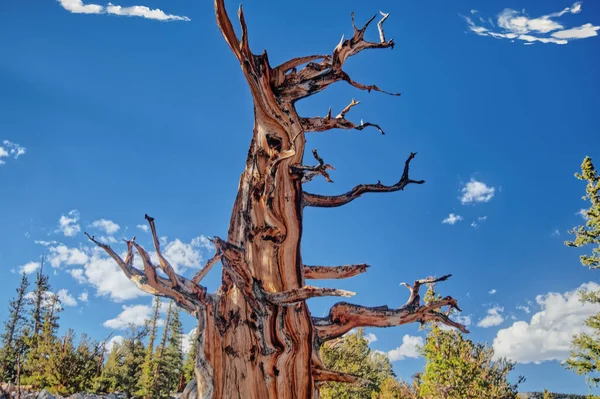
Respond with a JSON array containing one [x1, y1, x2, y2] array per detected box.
[[87, 1, 468, 398]]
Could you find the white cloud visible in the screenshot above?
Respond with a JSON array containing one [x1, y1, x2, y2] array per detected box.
[[79, 291, 89, 302], [0, 140, 27, 166], [83, 248, 147, 302], [104, 304, 154, 329], [137, 224, 149, 232], [462, 2, 599, 45], [57, 210, 81, 237], [442, 213, 463, 225], [552, 229, 561, 237], [385, 335, 424, 362], [489, 289, 497, 295], [493, 282, 600, 364], [47, 244, 89, 268], [577, 209, 588, 219], [477, 306, 505, 328], [69, 268, 87, 284], [19, 261, 41, 275], [365, 333, 377, 344], [155, 235, 213, 274], [35, 240, 58, 246], [460, 179, 495, 204], [91, 219, 120, 235], [57, 0, 190, 21], [57, 289, 78, 307]]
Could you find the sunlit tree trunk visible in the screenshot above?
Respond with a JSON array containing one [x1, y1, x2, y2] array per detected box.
[[87, 1, 468, 398]]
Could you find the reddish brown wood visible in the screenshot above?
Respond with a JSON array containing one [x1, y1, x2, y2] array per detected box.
[[87, 2, 467, 398]]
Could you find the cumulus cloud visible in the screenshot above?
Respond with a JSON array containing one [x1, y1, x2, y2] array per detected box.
[[493, 282, 600, 364], [47, 244, 89, 268], [57, 289, 78, 307], [384, 335, 424, 362], [104, 304, 156, 329], [460, 179, 495, 204], [137, 224, 149, 232], [91, 219, 120, 235], [463, 2, 599, 45], [442, 213, 463, 225], [477, 306, 505, 328], [0, 140, 26, 166], [84, 248, 147, 302], [57, 210, 81, 237], [69, 268, 87, 284], [57, 0, 190, 21], [489, 289, 497, 295], [19, 261, 41, 275]]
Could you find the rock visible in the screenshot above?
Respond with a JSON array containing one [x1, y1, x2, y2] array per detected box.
[[68, 394, 84, 399], [35, 390, 55, 399], [104, 394, 117, 399]]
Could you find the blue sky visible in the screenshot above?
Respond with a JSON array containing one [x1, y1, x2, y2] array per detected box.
[[1, 0, 600, 394]]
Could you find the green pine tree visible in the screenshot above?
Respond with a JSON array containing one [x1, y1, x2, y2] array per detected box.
[[418, 285, 522, 399], [0, 273, 30, 383], [139, 297, 161, 399], [95, 340, 124, 393], [319, 328, 396, 399], [565, 156, 600, 387], [182, 328, 198, 386], [164, 307, 185, 393], [121, 325, 148, 399]]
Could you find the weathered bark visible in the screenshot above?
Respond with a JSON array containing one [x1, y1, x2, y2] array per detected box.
[[87, 2, 468, 398]]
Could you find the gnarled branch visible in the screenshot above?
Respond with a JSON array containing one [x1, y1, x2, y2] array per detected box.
[[276, 12, 397, 101], [313, 274, 468, 342], [85, 228, 205, 313], [214, 0, 252, 62], [312, 368, 365, 384], [301, 99, 385, 135], [290, 149, 335, 183], [303, 152, 425, 208], [267, 286, 355, 305], [304, 264, 369, 280]]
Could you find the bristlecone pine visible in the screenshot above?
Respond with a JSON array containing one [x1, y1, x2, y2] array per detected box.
[[86, 1, 469, 398]]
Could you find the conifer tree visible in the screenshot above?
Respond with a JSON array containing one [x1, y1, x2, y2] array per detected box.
[[0, 273, 30, 383], [29, 259, 50, 340], [565, 156, 600, 387], [139, 297, 161, 399], [543, 389, 554, 399], [121, 325, 148, 399], [319, 328, 396, 399], [95, 341, 124, 393], [182, 329, 198, 387], [164, 308, 184, 393], [418, 285, 522, 399]]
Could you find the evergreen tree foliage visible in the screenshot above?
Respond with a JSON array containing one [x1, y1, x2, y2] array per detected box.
[[182, 328, 198, 386], [319, 328, 396, 399], [565, 156, 600, 388], [0, 273, 30, 383], [95, 341, 124, 393], [139, 297, 161, 399], [120, 325, 148, 399]]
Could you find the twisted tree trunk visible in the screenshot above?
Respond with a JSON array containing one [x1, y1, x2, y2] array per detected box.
[[87, 2, 468, 398]]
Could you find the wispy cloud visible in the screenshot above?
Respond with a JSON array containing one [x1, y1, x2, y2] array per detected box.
[[462, 2, 599, 45], [460, 179, 495, 204], [90, 219, 120, 235], [57, 0, 190, 21], [442, 213, 463, 225], [0, 140, 26, 166], [489, 289, 497, 295]]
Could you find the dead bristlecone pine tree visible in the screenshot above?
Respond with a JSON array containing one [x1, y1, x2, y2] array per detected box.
[[86, 1, 469, 398]]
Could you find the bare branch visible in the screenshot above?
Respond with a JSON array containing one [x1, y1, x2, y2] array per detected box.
[[313, 368, 365, 384], [304, 264, 369, 280], [214, 0, 253, 62], [313, 275, 468, 342], [192, 250, 222, 285], [301, 98, 385, 135], [276, 12, 397, 101], [267, 286, 355, 305], [303, 152, 425, 208], [145, 214, 180, 288], [290, 149, 336, 183]]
